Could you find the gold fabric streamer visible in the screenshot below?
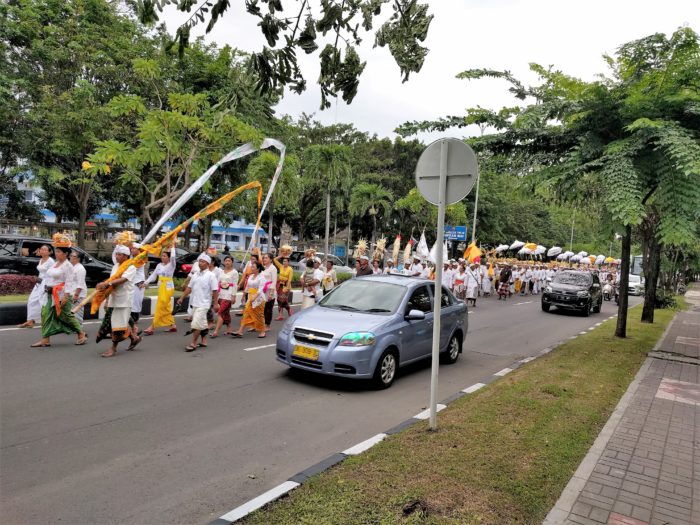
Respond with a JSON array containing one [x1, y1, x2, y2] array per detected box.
[[73, 181, 263, 315]]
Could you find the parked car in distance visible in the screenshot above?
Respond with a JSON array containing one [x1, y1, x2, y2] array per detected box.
[[147, 247, 192, 273], [275, 275, 468, 388], [174, 253, 242, 279], [0, 234, 112, 287], [541, 270, 603, 316], [628, 274, 644, 296]]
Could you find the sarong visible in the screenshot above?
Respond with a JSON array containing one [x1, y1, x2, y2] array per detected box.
[[27, 282, 43, 323], [276, 285, 289, 308], [40, 294, 82, 338], [498, 281, 510, 297], [467, 284, 478, 300], [97, 307, 135, 343], [514, 279, 522, 294], [218, 299, 232, 325], [481, 278, 491, 295], [191, 306, 209, 331], [241, 288, 265, 331], [153, 276, 175, 328]]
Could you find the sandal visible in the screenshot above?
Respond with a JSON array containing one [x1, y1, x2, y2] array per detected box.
[[185, 344, 197, 352], [210, 333, 219, 339], [101, 349, 117, 358], [143, 329, 154, 336], [30, 342, 51, 348], [275, 316, 284, 321], [231, 333, 242, 338], [257, 333, 267, 339], [166, 327, 178, 333], [126, 336, 142, 351], [74, 337, 88, 346], [198, 343, 208, 348]]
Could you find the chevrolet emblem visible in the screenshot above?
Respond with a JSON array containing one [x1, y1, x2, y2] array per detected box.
[[308, 334, 315, 340]]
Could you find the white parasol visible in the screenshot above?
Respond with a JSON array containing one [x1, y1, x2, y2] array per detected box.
[[547, 246, 562, 257], [509, 240, 525, 250]]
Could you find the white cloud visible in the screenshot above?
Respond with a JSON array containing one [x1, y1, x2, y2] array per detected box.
[[163, 0, 695, 141]]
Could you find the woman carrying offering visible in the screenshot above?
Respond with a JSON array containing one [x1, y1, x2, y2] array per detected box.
[[273, 255, 294, 320], [211, 255, 238, 337], [231, 261, 267, 339], [142, 244, 177, 335], [31, 234, 87, 347], [18, 245, 54, 328]]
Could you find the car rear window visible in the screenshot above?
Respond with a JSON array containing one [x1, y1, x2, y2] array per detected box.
[[554, 272, 591, 286]]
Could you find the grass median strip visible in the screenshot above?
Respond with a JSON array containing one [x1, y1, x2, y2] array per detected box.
[[238, 302, 684, 525]]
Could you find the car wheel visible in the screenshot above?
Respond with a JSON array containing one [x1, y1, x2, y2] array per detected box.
[[541, 302, 551, 312], [581, 301, 591, 317], [440, 334, 461, 364], [372, 348, 398, 389]]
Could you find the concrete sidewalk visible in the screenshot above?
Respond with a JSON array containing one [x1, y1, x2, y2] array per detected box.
[[545, 286, 700, 525]]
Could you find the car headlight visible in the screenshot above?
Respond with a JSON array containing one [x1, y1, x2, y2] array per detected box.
[[577, 291, 590, 297], [338, 332, 376, 347], [545, 286, 553, 293]]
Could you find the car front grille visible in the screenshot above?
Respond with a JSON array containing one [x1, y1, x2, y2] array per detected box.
[[291, 356, 323, 369], [293, 327, 334, 347]]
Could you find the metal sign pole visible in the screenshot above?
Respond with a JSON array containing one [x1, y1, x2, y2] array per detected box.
[[429, 140, 448, 430]]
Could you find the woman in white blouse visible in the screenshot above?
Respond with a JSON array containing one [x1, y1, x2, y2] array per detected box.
[[65, 250, 88, 325], [211, 255, 238, 337], [142, 245, 177, 335], [31, 244, 87, 347], [18, 244, 54, 328]]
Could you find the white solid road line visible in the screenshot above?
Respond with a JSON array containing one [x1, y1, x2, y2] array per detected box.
[[343, 433, 387, 456], [218, 481, 300, 523], [514, 301, 533, 306], [494, 367, 513, 377], [414, 404, 446, 420], [579, 331, 587, 335], [244, 343, 276, 352], [462, 383, 486, 394], [520, 356, 537, 363]]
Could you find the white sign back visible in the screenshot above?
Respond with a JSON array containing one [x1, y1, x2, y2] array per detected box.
[[415, 138, 478, 205]]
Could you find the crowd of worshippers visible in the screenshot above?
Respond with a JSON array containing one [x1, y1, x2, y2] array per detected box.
[[16, 233, 617, 355]]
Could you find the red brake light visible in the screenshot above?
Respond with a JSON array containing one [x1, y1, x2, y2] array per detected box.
[[182, 264, 192, 273]]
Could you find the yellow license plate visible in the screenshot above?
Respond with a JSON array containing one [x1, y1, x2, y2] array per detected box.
[[293, 344, 319, 361]]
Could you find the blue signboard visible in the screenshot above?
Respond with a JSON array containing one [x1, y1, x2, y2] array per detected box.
[[334, 245, 346, 258], [444, 225, 468, 241]]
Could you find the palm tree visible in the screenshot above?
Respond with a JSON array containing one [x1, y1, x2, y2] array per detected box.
[[305, 145, 353, 258], [349, 182, 394, 244]]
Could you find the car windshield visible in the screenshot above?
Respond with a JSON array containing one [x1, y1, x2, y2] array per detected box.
[[319, 279, 406, 314], [554, 272, 591, 286], [629, 275, 641, 283]]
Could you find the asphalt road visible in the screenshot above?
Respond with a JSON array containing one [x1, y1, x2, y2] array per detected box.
[[0, 294, 642, 525]]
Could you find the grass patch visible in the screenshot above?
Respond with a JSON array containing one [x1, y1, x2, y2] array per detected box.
[[240, 302, 685, 525]]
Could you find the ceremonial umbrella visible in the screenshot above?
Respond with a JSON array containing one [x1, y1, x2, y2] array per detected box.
[[535, 245, 547, 255], [509, 240, 525, 250], [518, 247, 533, 255], [580, 256, 591, 264], [495, 244, 510, 253], [563, 251, 575, 258], [570, 254, 582, 263], [605, 256, 615, 263], [556, 253, 567, 260], [595, 255, 606, 265], [524, 242, 537, 251], [547, 246, 562, 257], [576, 251, 588, 258]]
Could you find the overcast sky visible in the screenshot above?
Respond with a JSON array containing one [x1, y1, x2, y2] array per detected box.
[[165, 1, 695, 143]]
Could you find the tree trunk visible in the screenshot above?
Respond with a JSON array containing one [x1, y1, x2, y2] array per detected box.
[[324, 190, 331, 260], [641, 215, 661, 323], [615, 224, 632, 338], [372, 214, 377, 245], [184, 223, 192, 251], [77, 207, 87, 248]]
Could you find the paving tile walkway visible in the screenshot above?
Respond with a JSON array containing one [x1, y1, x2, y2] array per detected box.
[[545, 286, 700, 525]]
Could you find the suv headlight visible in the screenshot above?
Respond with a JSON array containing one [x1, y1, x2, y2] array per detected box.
[[577, 290, 590, 297], [545, 286, 553, 293], [338, 332, 376, 347]]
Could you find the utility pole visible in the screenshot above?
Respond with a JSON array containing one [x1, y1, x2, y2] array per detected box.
[[470, 125, 486, 244], [570, 209, 575, 252]]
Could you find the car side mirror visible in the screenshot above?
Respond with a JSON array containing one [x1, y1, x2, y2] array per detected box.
[[405, 309, 426, 321]]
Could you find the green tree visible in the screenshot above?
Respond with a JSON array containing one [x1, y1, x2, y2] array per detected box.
[[304, 144, 353, 257], [348, 182, 394, 244], [399, 27, 700, 337], [138, 0, 433, 109]]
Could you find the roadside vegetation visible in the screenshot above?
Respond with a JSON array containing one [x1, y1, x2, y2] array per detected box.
[[240, 301, 684, 525]]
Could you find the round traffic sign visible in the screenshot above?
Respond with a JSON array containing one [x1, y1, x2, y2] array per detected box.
[[415, 138, 478, 205]]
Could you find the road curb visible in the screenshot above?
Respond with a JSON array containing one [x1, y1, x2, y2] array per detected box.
[[208, 316, 617, 524]]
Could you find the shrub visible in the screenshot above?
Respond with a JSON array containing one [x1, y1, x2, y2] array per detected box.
[[654, 290, 677, 309], [0, 274, 37, 295]]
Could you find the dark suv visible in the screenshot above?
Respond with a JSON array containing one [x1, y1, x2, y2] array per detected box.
[[541, 270, 603, 316], [0, 235, 112, 287]]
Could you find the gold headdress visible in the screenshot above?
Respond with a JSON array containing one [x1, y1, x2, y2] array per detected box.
[[279, 245, 293, 258], [251, 246, 262, 258], [114, 230, 138, 246], [51, 232, 72, 248], [206, 247, 218, 256], [373, 237, 387, 261], [304, 248, 316, 260], [352, 239, 368, 259]]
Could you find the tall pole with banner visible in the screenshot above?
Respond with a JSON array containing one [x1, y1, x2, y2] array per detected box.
[[416, 138, 478, 430]]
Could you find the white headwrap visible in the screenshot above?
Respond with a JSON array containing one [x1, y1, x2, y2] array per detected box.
[[115, 245, 130, 256], [197, 253, 212, 264], [132, 242, 142, 249]]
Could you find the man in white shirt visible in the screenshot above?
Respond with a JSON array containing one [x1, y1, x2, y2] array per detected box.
[[177, 254, 219, 351], [441, 262, 454, 290], [96, 245, 140, 357], [322, 260, 338, 292], [383, 259, 397, 274], [130, 242, 146, 334], [401, 261, 413, 276], [66, 250, 87, 325], [410, 255, 423, 277], [301, 259, 324, 308], [262, 253, 278, 329]]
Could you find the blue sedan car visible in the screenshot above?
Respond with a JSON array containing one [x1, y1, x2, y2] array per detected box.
[[275, 275, 468, 388]]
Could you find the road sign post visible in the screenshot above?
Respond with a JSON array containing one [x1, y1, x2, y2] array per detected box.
[[415, 138, 478, 430]]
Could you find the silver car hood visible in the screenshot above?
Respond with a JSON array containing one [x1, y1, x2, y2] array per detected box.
[[287, 305, 393, 335]]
